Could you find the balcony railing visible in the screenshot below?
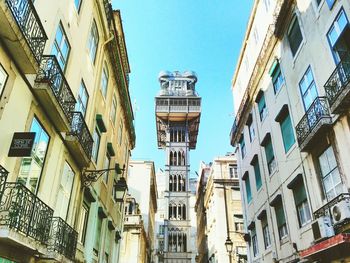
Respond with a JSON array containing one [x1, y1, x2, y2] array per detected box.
[[6, 0, 47, 62], [0, 182, 53, 245], [0, 165, 9, 199], [68, 112, 94, 160], [49, 217, 78, 260], [295, 97, 332, 151], [324, 58, 350, 113], [35, 55, 76, 122]]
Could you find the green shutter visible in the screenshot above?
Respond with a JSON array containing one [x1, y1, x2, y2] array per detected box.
[[275, 203, 286, 227], [258, 95, 266, 113], [269, 60, 279, 76], [254, 160, 262, 190], [271, 64, 281, 83], [265, 140, 274, 163], [245, 176, 252, 203], [281, 114, 295, 152], [293, 181, 307, 206]]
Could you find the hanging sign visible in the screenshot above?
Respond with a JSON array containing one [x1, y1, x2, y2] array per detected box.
[[8, 132, 36, 157]]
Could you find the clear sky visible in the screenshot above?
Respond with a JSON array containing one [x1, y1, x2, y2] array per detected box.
[[112, 0, 253, 177]]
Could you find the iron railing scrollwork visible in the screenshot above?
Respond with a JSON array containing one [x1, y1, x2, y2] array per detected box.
[[6, 0, 48, 62], [35, 55, 76, 122], [69, 112, 94, 160], [324, 58, 350, 108], [49, 217, 78, 260], [295, 97, 331, 146], [0, 182, 53, 244], [0, 165, 9, 201]]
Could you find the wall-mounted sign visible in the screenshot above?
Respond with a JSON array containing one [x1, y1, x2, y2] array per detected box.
[[8, 132, 36, 157]]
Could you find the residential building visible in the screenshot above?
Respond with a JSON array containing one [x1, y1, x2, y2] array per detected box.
[[120, 160, 158, 262], [155, 70, 201, 263], [194, 162, 210, 263], [119, 195, 148, 263], [0, 1, 135, 262], [202, 155, 246, 263], [230, 0, 350, 262]]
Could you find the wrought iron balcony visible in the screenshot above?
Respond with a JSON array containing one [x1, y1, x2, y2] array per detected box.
[[0, 0, 47, 73], [48, 217, 78, 260], [66, 112, 94, 167], [324, 58, 350, 114], [0, 165, 9, 198], [295, 97, 332, 152], [0, 182, 53, 245], [34, 55, 76, 132]]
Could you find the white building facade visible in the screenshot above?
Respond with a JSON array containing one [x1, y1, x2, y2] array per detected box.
[[231, 0, 350, 262]]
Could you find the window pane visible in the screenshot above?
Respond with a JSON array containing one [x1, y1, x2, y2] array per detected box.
[[288, 16, 303, 56], [281, 114, 295, 152], [253, 160, 262, 190], [337, 10, 347, 32], [18, 118, 49, 193], [76, 81, 88, 117], [56, 162, 75, 219], [52, 24, 70, 71], [92, 128, 101, 163], [275, 202, 286, 227], [245, 177, 252, 203]]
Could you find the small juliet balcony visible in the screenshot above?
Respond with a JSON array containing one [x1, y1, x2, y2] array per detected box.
[[324, 58, 350, 114], [48, 217, 78, 261], [65, 112, 94, 168], [0, 0, 47, 73], [34, 55, 76, 132], [295, 97, 332, 152], [0, 182, 53, 247]]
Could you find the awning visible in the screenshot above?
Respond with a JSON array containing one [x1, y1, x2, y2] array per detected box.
[[300, 233, 350, 260]]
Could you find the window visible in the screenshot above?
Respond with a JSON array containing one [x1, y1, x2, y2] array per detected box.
[[110, 97, 117, 124], [315, 0, 322, 7], [234, 214, 244, 232], [55, 162, 75, 220], [287, 15, 303, 56], [261, 216, 271, 249], [325, 0, 336, 9], [299, 67, 318, 110], [76, 81, 89, 117], [168, 229, 187, 252], [239, 135, 246, 158], [257, 93, 267, 121], [101, 63, 109, 98], [102, 153, 110, 184], [18, 117, 49, 193], [159, 225, 165, 235], [118, 121, 123, 146], [263, 136, 276, 174], [318, 146, 344, 200], [52, 23, 70, 71], [252, 157, 262, 190], [279, 111, 295, 152], [327, 9, 350, 63], [78, 201, 89, 244], [88, 20, 99, 63], [229, 164, 238, 179], [291, 180, 311, 227], [275, 200, 288, 239], [270, 62, 284, 94], [0, 65, 8, 98], [251, 227, 258, 257], [93, 215, 103, 256], [74, 0, 82, 12], [247, 115, 255, 142], [92, 127, 101, 163], [244, 173, 252, 203]]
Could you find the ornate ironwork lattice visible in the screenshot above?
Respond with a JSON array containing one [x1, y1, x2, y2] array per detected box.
[[0, 183, 53, 244], [0, 166, 9, 201], [6, 0, 47, 62], [68, 112, 94, 160], [48, 217, 78, 260], [35, 55, 76, 122], [324, 59, 350, 108], [295, 97, 331, 146]]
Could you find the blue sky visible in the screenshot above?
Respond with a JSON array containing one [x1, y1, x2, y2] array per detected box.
[[113, 1, 253, 176]]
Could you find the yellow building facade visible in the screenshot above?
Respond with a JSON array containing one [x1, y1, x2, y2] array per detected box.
[[0, 0, 135, 262]]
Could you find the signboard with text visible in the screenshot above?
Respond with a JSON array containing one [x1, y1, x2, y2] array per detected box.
[[8, 132, 36, 157]]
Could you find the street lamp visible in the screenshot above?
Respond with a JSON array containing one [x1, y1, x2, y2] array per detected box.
[[114, 176, 128, 202], [225, 237, 233, 254]]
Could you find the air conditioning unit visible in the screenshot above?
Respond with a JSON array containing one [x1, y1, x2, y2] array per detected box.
[[331, 199, 350, 225], [312, 216, 334, 242]]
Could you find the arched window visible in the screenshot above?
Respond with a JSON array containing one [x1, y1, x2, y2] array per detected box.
[[177, 151, 181, 166], [181, 176, 186, 192], [173, 174, 178, 192], [181, 151, 185, 166], [169, 175, 173, 191], [170, 129, 174, 142], [174, 151, 177, 166], [169, 151, 173, 166], [182, 204, 186, 220]]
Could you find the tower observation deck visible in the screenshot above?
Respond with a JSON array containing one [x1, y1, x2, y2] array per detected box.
[[155, 71, 201, 263]]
